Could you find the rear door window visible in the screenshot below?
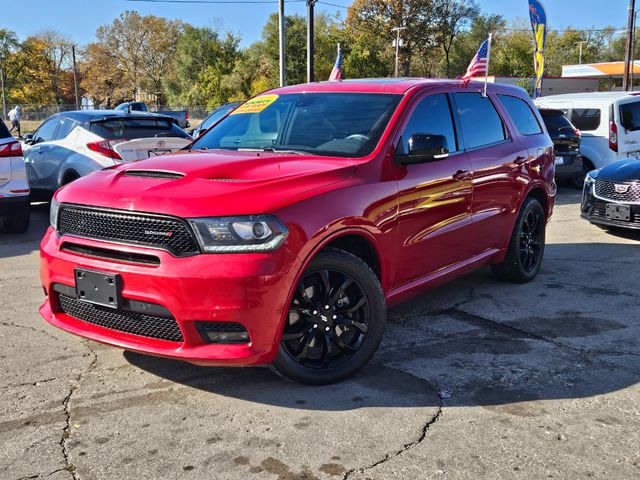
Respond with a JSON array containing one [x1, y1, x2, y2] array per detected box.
[[90, 118, 187, 140], [453, 93, 507, 149], [498, 95, 542, 136], [619, 101, 640, 131], [54, 118, 78, 140], [401, 93, 458, 154], [570, 108, 601, 131]]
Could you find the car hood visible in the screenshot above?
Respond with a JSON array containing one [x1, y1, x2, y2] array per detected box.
[[55, 149, 356, 217], [597, 157, 640, 183]]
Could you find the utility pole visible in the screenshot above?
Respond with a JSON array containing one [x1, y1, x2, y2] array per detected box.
[[0, 60, 6, 121], [391, 27, 406, 77], [72, 45, 80, 110], [307, 0, 317, 83], [624, 0, 636, 91], [577, 41, 585, 64], [279, 0, 286, 87]]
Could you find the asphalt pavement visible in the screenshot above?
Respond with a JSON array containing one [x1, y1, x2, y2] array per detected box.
[[1, 189, 639, 480]]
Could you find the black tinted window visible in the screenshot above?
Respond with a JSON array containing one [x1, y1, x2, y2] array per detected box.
[[34, 118, 59, 143], [540, 110, 574, 136], [619, 102, 640, 131], [453, 93, 506, 149], [0, 121, 10, 139], [498, 95, 542, 136], [401, 94, 457, 154], [91, 118, 187, 140], [571, 108, 601, 131], [54, 118, 78, 140]]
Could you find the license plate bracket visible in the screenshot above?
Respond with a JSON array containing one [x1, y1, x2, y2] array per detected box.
[[555, 156, 564, 166], [605, 203, 631, 222], [75, 269, 122, 309], [148, 149, 172, 157]]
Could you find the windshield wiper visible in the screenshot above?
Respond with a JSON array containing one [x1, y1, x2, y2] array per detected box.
[[238, 147, 307, 155]]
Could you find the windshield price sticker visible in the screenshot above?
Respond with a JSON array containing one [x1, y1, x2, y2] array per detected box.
[[231, 94, 279, 115]]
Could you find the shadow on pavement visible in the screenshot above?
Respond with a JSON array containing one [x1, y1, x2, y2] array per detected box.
[[0, 202, 49, 258], [125, 240, 640, 411]]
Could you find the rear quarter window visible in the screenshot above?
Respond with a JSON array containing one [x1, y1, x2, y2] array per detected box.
[[570, 108, 601, 131], [619, 101, 640, 131], [91, 118, 187, 140], [498, 95, 542, 136]]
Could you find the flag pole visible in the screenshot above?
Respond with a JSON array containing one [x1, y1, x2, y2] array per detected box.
[[483, 33, 493, 97]]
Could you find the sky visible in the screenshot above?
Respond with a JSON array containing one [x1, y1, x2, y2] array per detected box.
[[1, 0, 631, 48]]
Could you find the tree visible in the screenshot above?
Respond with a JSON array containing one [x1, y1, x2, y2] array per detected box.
[[436, 0, 480, 77], [448, 14, 506, 77], [0, 29, 19, 115], [80, 42, 121, 107]]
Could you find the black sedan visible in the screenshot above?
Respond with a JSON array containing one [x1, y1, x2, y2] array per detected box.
[[538, 108, 583, 187], [581, 158, 640, 230]]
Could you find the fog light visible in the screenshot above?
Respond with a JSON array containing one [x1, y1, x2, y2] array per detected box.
[[195, 321, 250, 344]]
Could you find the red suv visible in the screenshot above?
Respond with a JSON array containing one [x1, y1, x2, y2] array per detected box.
[[40, 79, 555, 384]]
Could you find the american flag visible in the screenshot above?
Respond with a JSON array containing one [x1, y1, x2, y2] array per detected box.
[[462, 39, 490, 82], [329, 45, 342, 81]]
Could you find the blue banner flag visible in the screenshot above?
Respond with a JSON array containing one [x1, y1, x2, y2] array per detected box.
[[528, 0, 548, 98]]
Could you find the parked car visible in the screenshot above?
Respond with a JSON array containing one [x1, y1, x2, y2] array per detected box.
[[189, 101, 243, 139], [535, 92, 640, 171], [0, 121, 29, 233], [40, 79, 555, 384], [115, 102, 190, 129], [581, 158, 640, 230], [538, 108, 584, 187], [23, 111, 192, 201]]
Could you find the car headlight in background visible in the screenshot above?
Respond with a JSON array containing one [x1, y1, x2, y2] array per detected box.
[[50, 198, 60, 230], [188, 215, 288, 253]]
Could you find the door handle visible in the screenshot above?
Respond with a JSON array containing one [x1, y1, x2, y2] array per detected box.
[[453, 169, 471, 181], [514, 156, 527, 165]]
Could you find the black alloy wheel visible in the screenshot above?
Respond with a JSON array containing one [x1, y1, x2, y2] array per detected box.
[[492, 197, 546, 283], [519, 208, 543, 274], [273, 249, 385, 385]]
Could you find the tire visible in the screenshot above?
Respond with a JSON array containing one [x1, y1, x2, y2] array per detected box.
[[5, 203, 30, 233], [570, 158, 593, 189], [491, 197, 546, 283], [272, 248, 386, 385], [61, 171, 79, 186]]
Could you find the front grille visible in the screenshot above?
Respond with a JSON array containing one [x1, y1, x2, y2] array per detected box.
[[58, 294, 184, 342], [594, 179, 640, 203], [57, 205, 199, 256]]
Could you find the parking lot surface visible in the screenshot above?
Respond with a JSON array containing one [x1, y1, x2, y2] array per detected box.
[[1, 188, 639, 480]]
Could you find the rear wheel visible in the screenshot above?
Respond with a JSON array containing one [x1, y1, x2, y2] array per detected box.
[[491, 197, 546, 283], [571, 157, 593, 189], [61, 171, 79, 186], [272, 249, 385, 385]]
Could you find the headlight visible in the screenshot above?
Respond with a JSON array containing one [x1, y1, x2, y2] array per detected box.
[[584, 169, 599, 190], [50, 198, 60, 230], [188, 215, 288, 253]]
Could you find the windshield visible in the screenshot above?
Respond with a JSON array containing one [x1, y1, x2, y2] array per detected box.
[[191, 93, 401, 158]]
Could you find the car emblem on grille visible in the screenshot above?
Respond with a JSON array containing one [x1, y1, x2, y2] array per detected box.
[[614, 184, 630, 194], [144, 230, 174, 237]]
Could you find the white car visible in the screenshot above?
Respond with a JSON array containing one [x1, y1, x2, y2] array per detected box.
[[535, 92, 640, 171], [0, 122, 30, 233], [23, 111, 192, 200]]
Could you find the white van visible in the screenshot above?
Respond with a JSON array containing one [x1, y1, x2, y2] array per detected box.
[[534, 92, 640, 170]]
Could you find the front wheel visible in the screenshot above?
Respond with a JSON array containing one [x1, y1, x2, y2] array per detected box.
[[491, 197, 546, 283], [272, 249, 385, 385]]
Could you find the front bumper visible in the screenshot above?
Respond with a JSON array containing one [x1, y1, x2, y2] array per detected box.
[[581, 187, 640, 230], [39, 228, 301, 365]]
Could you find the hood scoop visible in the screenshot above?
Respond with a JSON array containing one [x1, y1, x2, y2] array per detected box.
[[210, 177, 253, 183], [123, 169, 185, 179]]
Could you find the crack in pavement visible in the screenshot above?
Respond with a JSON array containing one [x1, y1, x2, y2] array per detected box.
[[59, 343, 97, 480], [342, 370, 444, 480], [0, 321, 63, 342], [15, 468, 68, 480]]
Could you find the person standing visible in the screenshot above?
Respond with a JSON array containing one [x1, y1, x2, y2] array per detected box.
[[8, 105, 22, 138]]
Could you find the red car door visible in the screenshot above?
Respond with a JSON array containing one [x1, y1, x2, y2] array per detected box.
[[450, 90, 528, 252], [392, 91, 476, 289]]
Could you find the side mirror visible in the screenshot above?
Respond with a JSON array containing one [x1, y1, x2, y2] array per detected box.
[[23, 134, 34, 145], [396, 134, 449, 165]]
